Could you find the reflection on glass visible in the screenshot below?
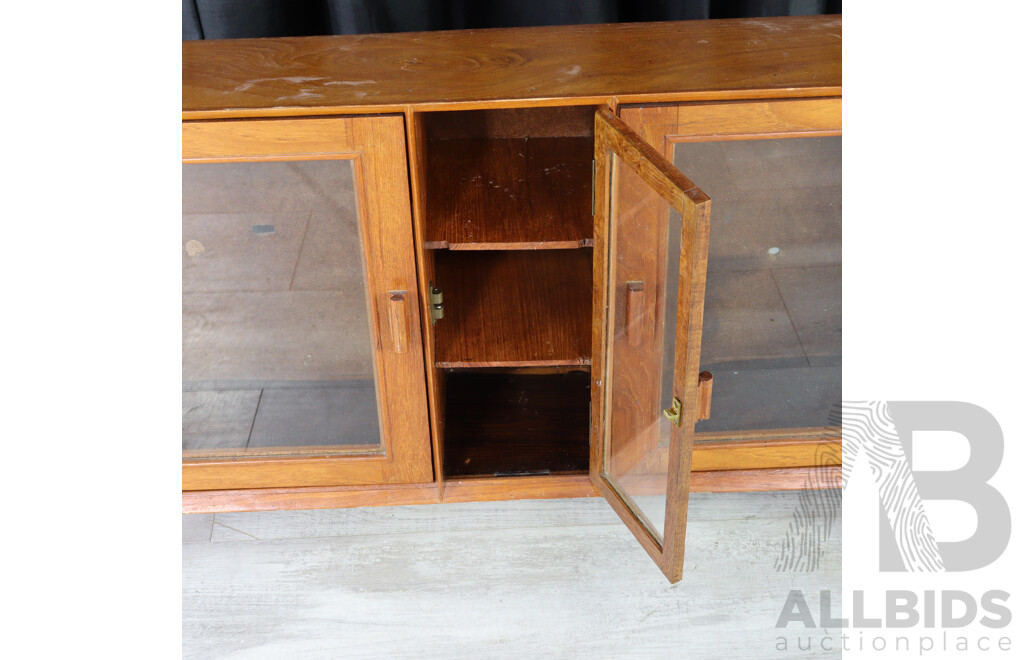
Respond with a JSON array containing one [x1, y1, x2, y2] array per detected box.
[[182, 160, 383, 457], [674, 137, 841, 435], [602, 153, 683, 543]]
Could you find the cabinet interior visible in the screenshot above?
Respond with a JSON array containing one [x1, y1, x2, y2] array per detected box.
[[442, 368, 591, 478], [422, 105, 595, 250], [419, 106, 597, 480]]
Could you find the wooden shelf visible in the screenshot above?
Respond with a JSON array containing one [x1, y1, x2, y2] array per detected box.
[[443, 370, 591, 478], [433, 249, 592, 368], [425, 137, 593, 250]]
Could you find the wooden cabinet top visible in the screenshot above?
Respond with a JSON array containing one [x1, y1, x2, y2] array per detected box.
[[183, 15, 841, 119]]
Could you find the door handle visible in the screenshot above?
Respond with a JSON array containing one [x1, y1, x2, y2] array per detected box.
[[625, 280, 644, 346], [697, 371, 713, 421], [388, 290, 409, 354]]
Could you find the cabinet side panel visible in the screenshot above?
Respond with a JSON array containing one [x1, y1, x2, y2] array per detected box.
[[406, 109, 445, 488]]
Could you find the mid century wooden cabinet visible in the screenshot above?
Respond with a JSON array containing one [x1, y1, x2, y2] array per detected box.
[[182, 15, 842, 581]]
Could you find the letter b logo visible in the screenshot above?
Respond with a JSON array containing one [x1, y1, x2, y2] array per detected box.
[[843, 401, 1010, 572]]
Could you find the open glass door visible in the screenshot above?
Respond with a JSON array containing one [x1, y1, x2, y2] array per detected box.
[[591, 107, 712, 582]]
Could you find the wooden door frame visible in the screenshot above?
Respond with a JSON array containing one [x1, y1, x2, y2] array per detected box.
[[591, 107, 712, 582], [182, 115, 433, 490], [619, 97, 843, 463]]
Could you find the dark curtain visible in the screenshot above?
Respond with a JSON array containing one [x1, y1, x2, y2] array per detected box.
[[183, 0, 840, 40]]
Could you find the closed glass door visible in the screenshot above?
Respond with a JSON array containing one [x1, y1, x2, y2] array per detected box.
[[183, 159, 383, 456], [182, 116, 431, 490], [619, 99, 843, 477], [673, 136, 841, 435]]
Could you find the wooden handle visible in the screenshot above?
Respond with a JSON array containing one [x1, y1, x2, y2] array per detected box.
[[697, 371, 713, 421], [388, 291, 409, 354], [625, 281, 644, 346]]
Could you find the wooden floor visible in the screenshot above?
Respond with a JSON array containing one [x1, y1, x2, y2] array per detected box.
[[183, 490, 841, 658]]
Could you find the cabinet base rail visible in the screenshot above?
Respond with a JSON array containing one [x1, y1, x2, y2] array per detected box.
[[182, 465, 840, 514]]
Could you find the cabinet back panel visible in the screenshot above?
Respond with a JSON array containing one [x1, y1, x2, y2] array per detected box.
[[424, 137, 593, 249], [432, 249, 593, 367], [423, 105, 596, 140]]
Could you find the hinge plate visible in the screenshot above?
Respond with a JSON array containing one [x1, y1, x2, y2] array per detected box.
[[429, 282, 444, 324], [662, 396, 682, 427]]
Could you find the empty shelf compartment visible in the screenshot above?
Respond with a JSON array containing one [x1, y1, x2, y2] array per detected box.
[[442, 369, 591, 478], [433, 249, 593, 368]]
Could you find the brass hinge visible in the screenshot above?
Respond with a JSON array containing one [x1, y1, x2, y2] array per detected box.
[[663, 397, 682, 427], [429, 282, 444, 325]]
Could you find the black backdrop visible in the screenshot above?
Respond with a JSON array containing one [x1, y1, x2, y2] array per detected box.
[[183, 0, 841, 40]]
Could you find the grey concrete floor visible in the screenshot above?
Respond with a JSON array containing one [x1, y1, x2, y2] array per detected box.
[[183, 489, 841, 658]]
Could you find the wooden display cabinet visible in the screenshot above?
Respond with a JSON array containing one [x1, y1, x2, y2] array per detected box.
[[182, 15, 842, 581]]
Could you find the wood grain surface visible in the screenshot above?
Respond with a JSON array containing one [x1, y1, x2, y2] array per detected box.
[[623, 97, 841, 141], [405, 109, 446, 488], [424, 137, 593, 249], [183, 482, 441, 514], [183, 16, 842, 118], [433, 249, 593, 367], [697, 371, 713, 420], [183, 465, 840, 513], [423, 105, 596, 140]]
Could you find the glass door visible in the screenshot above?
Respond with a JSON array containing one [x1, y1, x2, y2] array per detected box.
[[182, 116, 432, 490], [591, 107, 712, 582], [620, 99, 843, 476], [183, 159, 382, 457]]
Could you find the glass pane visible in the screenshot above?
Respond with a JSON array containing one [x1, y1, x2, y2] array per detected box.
[[182, 160, 383, 458], [673, 137, 842, 436], [602, 152, 683, 543]]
